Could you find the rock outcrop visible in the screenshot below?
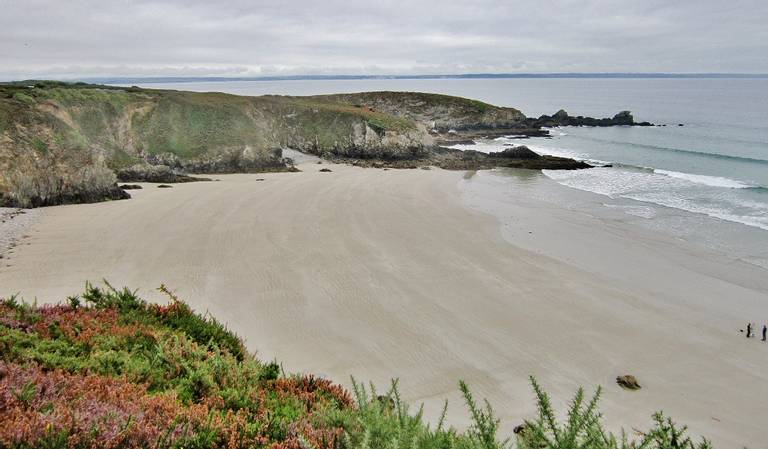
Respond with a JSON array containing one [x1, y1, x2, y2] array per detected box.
[[116, 164, 212, 183], [526, 109, 653, 128], [487, 145, 541, 160], [1, 81, 651, 207], [616, 375, 642, 390], [335, 145, 592, 171], [435, 146, 591, 170]]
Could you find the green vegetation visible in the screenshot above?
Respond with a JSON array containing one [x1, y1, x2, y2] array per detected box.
[[0, 282, 716, 449], [310, 91, 523, 134], [0, 81, 539, 206], [11, 91, 36, 105], [31, 138, 49, 155], [0, 82, 452, 206]]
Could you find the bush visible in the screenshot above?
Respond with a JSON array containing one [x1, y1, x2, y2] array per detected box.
[[12, 91, 35, 105], [154, 284, 246, 360], [517, 377, 713, 449], [0, 285, 719, 449]]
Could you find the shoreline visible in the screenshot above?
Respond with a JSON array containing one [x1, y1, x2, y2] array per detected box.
[[0, 166, 766, 448], [0, 207, 40, 263]]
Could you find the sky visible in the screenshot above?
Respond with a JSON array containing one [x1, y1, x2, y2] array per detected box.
[[1, 0, 767, 80]]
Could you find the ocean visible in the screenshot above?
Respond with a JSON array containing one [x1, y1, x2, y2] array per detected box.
[[114, 78, 768, 267]]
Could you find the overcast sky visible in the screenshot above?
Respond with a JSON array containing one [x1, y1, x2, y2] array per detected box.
[[1, 0, 767, 80]]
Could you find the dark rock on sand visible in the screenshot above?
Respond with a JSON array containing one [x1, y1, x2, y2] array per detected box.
[[157, 185, 173, 189], [319, 168, 333, 172], [1, 184, 130, 208], [119, 184, 143, 190], [616, 375, 641, 390], [117, 164, 212, 184]]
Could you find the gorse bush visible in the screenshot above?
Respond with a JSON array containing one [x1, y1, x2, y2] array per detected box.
[[460, 380, 510, 449], [339, 377, 463, 449], [0, 283, 718, 449], [517, 377, 713, 449]]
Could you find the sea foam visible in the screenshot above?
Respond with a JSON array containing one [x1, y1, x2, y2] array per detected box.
[[653, 169, 754, 189]]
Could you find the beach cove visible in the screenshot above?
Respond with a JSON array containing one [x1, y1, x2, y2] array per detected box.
[[1, 161, 767, 448]]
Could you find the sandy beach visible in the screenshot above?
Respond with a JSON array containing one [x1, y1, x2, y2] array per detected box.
[[1, 163, 767, 448]]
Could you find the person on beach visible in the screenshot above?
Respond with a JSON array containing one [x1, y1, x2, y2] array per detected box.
[[762, 325, 767, 341], [747, 323, 753, 338]]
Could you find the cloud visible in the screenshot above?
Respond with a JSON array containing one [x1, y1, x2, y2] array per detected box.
[[1, 0, 766, 79]]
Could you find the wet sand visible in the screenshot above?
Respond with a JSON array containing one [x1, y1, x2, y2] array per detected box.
[[1, 163, 766, 448]]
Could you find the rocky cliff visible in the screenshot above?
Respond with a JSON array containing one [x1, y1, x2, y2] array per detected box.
[[0, 81, 622, 207]]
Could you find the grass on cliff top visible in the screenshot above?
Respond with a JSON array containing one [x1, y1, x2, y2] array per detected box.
[[314, 91, 505, 115], [133, 91, 271, 158], [265, 95, 417, 132], [0, 282, 715, 449]]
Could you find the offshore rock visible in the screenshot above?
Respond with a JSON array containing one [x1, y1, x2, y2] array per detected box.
[[528, 110, 654, 128]]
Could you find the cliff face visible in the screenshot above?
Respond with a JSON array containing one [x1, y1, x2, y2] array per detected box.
[[0, 83, 447, 206], [263, 96, 433, 159], [0, 82, 593, 208]]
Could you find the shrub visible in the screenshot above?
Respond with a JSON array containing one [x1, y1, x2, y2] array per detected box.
[[0, 285, 719, 449], [340, 377, 467, 449], [12, 91, 35, 105], [154, 284, 246, 360], [517, 377, 714, 449]]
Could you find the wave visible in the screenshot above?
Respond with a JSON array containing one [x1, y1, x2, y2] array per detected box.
[[524, 140, 763, 190], [543, 168, 768, 231], [622, 193, 768, 231], [451, 139, 763, 192], [563, 134, 768, 165], [540, 127, 568, 136], [653, 169, 755, 189]]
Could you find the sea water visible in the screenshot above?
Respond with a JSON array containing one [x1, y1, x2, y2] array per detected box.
[[115, 78, 768, 267]]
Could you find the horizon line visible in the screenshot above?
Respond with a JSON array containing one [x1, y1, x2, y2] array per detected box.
[[9, 72, 766, 84]]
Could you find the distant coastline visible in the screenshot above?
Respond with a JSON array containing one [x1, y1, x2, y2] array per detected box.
[[61, 72, 768, 85]]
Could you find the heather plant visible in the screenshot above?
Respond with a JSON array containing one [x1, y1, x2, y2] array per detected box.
[[0, 284, 720, 449]]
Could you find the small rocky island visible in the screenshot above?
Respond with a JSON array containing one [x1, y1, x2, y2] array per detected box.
[[0, 81, 648, 207]]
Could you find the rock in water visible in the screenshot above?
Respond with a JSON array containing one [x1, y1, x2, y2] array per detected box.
[[157, 184, 173, 189], [553, 109, 569, 121], [616, 375, 641, 390], [612, 111, 635, 125], [319, 168, 333, 172], [489, 145, 541, 160]]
